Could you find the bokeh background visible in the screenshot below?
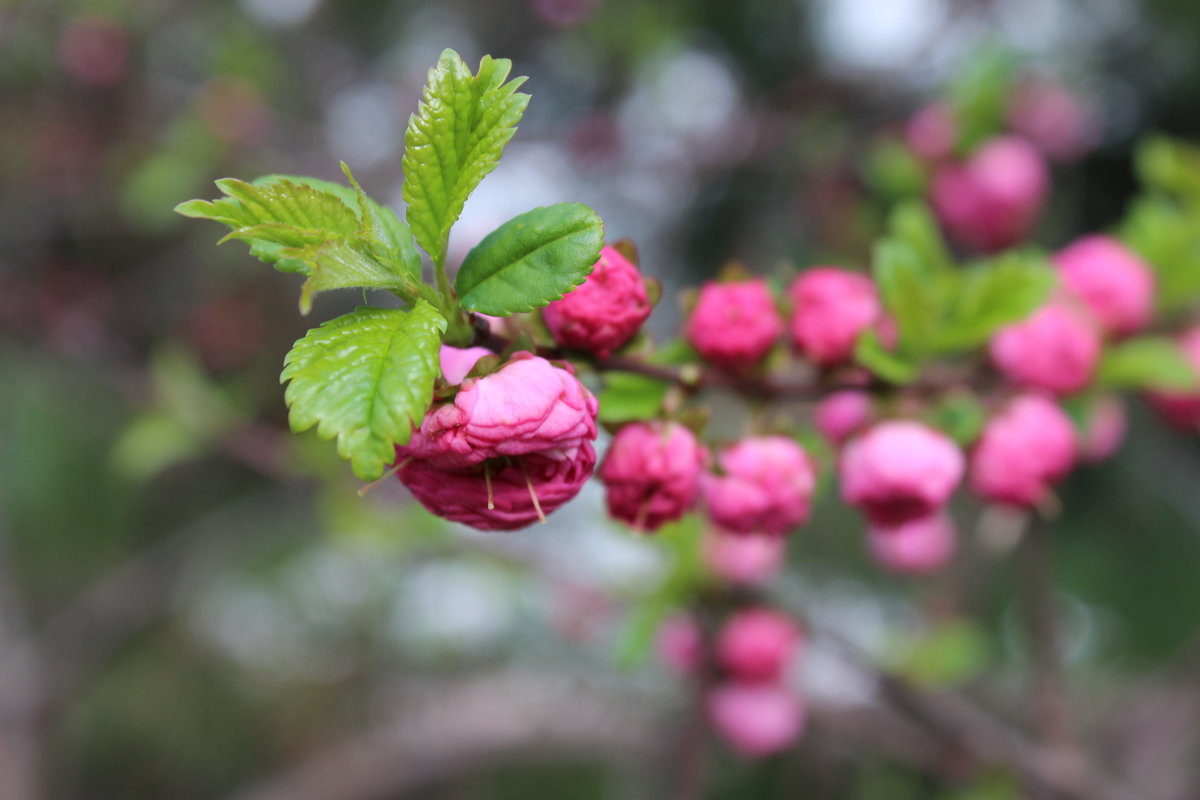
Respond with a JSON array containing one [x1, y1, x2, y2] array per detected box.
[[4, 0, 1200, 797]]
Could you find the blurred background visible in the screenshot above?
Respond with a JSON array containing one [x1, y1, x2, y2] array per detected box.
[[4, 0, 1200, 797]]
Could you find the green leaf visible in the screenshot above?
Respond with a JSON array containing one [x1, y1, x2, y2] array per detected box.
[[923, 392, 986, 446], [873, 239, 945, 354], [934, 253, 1057, 351], [1120, 197, 1200, 312], [864, 138, 929, 199], [455, 203, 605, 315], [948, 46, 1013, 153], [1097, 336, 1199, 391], [402, 49, 531, 267], [597, 372, 670, 425], [177, 174, 432, 312], [855, 328, 919, 384], [281, 302, 447, 481], [888, 202, 954, 275], [1134, 136, 1200, 202], [896, 620, 989, 688]]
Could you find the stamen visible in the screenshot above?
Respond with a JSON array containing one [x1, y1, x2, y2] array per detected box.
[[358, 458, 410, 497], [484, 461, 495, 510], [519, 460, 547, 524]]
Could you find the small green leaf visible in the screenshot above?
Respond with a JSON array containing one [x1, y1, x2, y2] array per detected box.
[[948, 46, 1013, 153], [896, 620, 989, 688], [1120, 197, 1200, 312], [934, 253, 1057, 351], [177, 177, 360, 248], [889, 202, 954, 275], [1134, 136, 1200, 201], [281, 302, 447, 480], [864, 138, 929, 199], [455, 203, 605, 315], [1097, 336, 1199, 391], [923, 392, 986, 446], [402, 49, 530, 267], [873, 239, 944, 354], [597, 372, 670, 425], [855, 328, 919, 384]]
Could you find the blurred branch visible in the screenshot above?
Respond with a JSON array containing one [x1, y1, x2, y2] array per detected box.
[[227, 672, 668, 800]]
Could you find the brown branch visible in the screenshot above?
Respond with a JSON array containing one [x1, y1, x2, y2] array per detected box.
[[1016, 516, 1072, 752]]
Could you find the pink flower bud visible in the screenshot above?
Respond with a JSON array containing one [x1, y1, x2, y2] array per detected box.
[[905, 103, 957, 164], [840, 421, 964, 526], [709, 683, 805, 757], [399, 352, 598, 469], [969, 394, 1077, 508], [930, 136, 1048, 252], [867, 513, 956, 574], [704, 530, 786, 585], [788, 268, 882, 366], [598, 421, 706, 531], [1079, 395, 1127, 464], [685, 279, 783, 369], [1146, 326, 1200, 428], [542, 245, 652, 358], [989, 301, 1101, 396], [657, 614, 702, 675], [1054, 235, 1155, 336], [815, 390, 873, 445], [439, 345, 492, 385], [1007, 80, 1093, 163], [703, 436, 816, 536], [716, 609, 802, 683], [397, 446, 596, 530]]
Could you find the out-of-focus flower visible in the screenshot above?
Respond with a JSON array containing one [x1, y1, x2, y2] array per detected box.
[[905, 103, 957, 164], [815, 390, 873, 445], [1146, 326, 1200, 429], [709, 683, 805, 757], [969, 394, 1077, 508], [58, 16, 130, 86], [599, 421, 706, 531], [788, 268, 882, 367], [930, 136, 1048, 252], [1008, 79, 1094, 162], [841, 421, 964, 526], [703, 436, 816, 536], [657, 614, 702, 675], [867, 513, 956, 574], [716, 609, 803, 683], [686, 279, 783, 369], [704, 530, 786, 585], [1079, 395, 1127, 464], [1054, 235, 1154, 336], [990, 300, 1101, 396]]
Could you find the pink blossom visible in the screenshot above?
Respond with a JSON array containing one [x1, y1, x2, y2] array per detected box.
[[709, 683, 805, 757], [905, 103, 958, 164], [704, 531, 786, 585], [439, 345, 492, 385], [1146, 326, 1200, 428], [840, 421, 964, 526], [685, 279, 783, 369], [397, 446, 596, 531], [543, 245, 652, 358], [399, 352, 598, 468], [657, 614, 702, 675], [788, 267, 882, 366], [703, 436, 816, 536], [990, 301, 1101, 395], [867, 513, 956, 574], [1079, 395, 1127, 463], [1054, 235, 1155, 336], [1008, 80, 1093, 162], [930, 136, 1048, 252], [598, 421, 706, 531], [969, 394, 1077, 508], [717, 609, 802, 683], [815, 390, 873, 445]]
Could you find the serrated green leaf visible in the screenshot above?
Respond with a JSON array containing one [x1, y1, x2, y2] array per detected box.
[[455, 203, 604, 315], [178, 174, 432, 311], [281, 302, 446, 480], [597, 372, 670, 425], [934, 253, 1057, 351], [855, 328, 919, 384], [1097, 336, 1199, 391], [402, 49, 530, 267]]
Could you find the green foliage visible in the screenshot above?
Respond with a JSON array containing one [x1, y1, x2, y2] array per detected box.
[[923, 391, 986, 446], [934, 252, 1057, 350], [597, 372, 670, 425], [176, 171, 431, 313], [402, 49, 531, 268], [895, 620, 989, 688], [1121, 197, 1200, 312], [864, 139, 929, 199], [888, 202, 954, 275], [1134, 136, 1200, 202], [455, 203, 605, 315], [1097, 336, 1198, 391], [281, 302, 446, 481], [948, 46, 1014, 153], [854, 328, 919, 385]]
